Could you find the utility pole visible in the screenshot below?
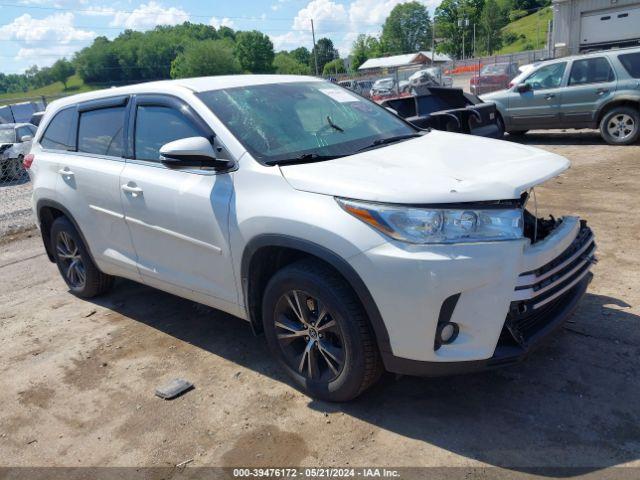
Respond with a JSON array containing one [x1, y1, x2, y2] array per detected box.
[[473, 23, 476, 58], [311, 19, 319, 76], [431, 18, 435, 64], [536, 12, 540, 50], [458, 17, 469, 60]]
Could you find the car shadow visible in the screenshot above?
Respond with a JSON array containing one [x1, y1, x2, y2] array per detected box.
[[504, 130, 608, 146], [87, 282, 640, 476]]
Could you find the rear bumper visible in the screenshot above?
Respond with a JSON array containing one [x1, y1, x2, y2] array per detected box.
[[383, 273, 592, 376]]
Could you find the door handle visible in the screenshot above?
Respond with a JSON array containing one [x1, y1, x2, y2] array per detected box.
[[545, 94, 555, 100], [121, 184, 143, 195], [58, 167, 74, 177], [597, 88, 609, 95]]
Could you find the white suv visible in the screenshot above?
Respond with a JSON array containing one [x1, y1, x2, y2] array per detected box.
[[27, 75, 596, 401]]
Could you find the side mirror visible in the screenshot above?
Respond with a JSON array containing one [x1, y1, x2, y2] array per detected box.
[[516, 83, 532, 93], [20, 135, 33, 142], [159, 136, 233, 170]]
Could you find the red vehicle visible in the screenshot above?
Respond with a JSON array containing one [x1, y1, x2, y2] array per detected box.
[[470, 62, 519, 95]]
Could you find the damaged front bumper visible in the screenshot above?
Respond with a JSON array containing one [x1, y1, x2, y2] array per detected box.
[[350, 215, 596, 377]]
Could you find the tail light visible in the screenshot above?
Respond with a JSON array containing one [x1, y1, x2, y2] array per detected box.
[[23, 153, 34, 169]]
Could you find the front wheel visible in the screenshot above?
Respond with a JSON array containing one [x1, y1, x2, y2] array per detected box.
[[262, 259, 383, 402], [600, 107, 640, 145], [50, 216, 114, 298]]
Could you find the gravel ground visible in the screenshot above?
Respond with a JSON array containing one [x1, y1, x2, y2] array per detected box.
[[0, 131, 639, 476]]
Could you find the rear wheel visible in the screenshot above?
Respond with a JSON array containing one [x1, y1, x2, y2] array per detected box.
[[50, 216, 114, 298], [600, 107, 640, 145], [262, 259, 383, 402]]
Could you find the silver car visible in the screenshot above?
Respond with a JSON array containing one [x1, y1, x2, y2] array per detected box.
[[0, 123, 36, 181], [482, 47, 640, 145]]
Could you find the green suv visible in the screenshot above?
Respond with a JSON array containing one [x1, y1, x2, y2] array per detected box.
[[482, 47, 640, 145]]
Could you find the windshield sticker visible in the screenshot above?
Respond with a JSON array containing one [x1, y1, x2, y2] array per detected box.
[[319, 88, 359, 103]]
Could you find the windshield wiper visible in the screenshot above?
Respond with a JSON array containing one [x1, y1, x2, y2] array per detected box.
[[326, 116, 344, 132], [355, 133, 423, 153], [265, 152, 343, 166]]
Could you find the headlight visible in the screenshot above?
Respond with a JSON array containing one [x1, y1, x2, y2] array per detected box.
[[336, 198, 523, 244]]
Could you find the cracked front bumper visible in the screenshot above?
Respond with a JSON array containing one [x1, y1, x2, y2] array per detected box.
[[349, 216, 596, 375]]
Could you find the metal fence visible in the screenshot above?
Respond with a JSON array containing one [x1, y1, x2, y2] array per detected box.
[[0, 155, 33, 238], [325, 49, 551, 96]]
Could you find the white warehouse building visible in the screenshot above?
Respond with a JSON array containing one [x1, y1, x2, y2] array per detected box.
[[552, 0, 640, 56]]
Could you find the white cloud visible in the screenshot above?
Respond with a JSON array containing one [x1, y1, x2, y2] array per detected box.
[[110, 1, 190, 30], [272, 0, 439, 56], [292, 0, 347, 31], [0, 12, 94, 66], [81, 6, 117, 17], [209, 16, 235, 29], [272, 0, 348, 51]]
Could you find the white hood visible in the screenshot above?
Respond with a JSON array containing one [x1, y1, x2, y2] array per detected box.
[[279, 130, 569, 204]]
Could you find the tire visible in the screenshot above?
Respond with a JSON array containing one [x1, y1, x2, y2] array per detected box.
[[599, 107, 640, 145], [262, 259, 383, 402], [507, 130, 528, 137], [495, 114, 505, 139], [50, 216, 114, 298]]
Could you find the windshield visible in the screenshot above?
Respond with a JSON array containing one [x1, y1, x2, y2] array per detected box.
[[0, 128, 16, 143], [481, 64, 509, 75], [198, 81, 416, 164]]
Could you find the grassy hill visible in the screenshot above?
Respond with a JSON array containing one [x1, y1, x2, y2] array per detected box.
[[0, 74, 96, 105], [498, 7, 553, 54]]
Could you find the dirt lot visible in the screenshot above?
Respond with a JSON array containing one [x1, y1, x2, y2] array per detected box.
[[1, 130, 639, 476]]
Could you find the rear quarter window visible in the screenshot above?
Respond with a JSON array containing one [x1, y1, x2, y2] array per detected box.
[[618, 52, 640, 78], [41, 107, 76, 151], [77, 106, 126, 157]]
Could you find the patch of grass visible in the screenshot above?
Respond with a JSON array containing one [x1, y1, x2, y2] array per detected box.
[[498, 7, 552, 54], [0, 75, 96, 105]]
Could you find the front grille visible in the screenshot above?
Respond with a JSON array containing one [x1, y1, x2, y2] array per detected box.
[[504, 222, 596, 346], [513, 222, 595, 309]]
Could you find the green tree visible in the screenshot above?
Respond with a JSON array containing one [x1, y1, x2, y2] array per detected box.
[[480, 0, 504, 54], [273, 52, 310, 75], [290, 47, 311, 66], [380, 2, 432, 54], [311, 37, 338, 74], [235, 30, 275, 73], [50, 58, 75, 89], [350, 34, 383, 70], [171, 39, 241, 78], [74, 36, 121, 83], [434, 0, 484, 59], [322, 58, 345, 76]]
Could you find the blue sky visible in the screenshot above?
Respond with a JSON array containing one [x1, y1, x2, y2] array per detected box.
[[0, 0, 438, 74]]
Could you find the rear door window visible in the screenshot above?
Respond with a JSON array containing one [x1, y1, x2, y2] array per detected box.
[[618, 52, 640, 78], [41, 107, 75, 151], [568, 57, 614, 85], [134, 105, 202, 162], [77, 106, 126, 157]]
